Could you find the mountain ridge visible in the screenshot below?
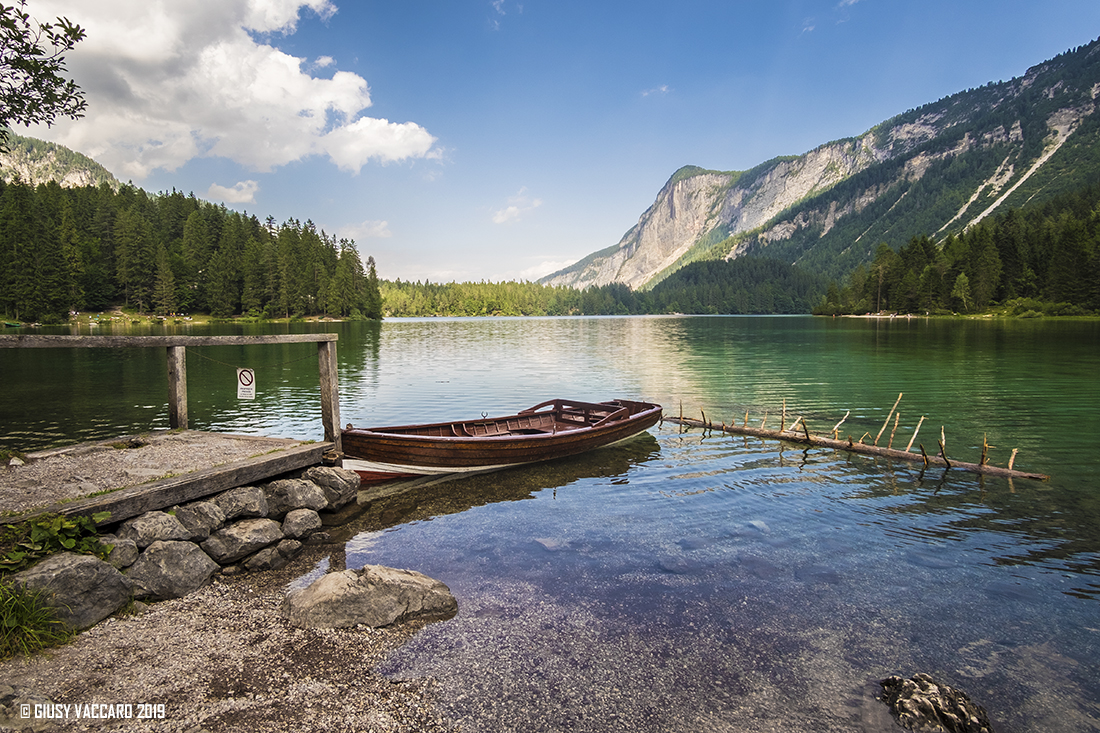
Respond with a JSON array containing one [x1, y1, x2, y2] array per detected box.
[[541, 37, 1100, 290], [0, 131, 119, 190]]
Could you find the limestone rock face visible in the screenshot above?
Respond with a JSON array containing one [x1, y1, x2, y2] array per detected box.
[[880, 673, 994, 733], [540, 47, 1100, 292], [213, 486, 269, 521], [201, 518, 284, 564], [303, 466, 360, 509], [125, 540, 219, 600], [10, 553, 132, 630], [263, 479, 328, 519], [117, 510, 192, 548], [280, 564, 458, 629]]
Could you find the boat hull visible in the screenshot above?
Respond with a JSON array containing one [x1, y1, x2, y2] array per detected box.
[[342, 399, 661, 484]]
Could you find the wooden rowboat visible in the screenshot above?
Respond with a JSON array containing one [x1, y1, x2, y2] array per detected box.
[[342, 398, 662, 484]]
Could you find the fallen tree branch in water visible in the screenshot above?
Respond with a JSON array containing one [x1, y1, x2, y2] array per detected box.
[[666, 414, 1048, 481]]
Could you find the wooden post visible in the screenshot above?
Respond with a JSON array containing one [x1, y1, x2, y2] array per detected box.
[[317, 340, 341, 454], [167, 346, 187, 430]]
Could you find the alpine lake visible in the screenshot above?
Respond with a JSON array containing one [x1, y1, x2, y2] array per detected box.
[[2, 315, 1098, 732]]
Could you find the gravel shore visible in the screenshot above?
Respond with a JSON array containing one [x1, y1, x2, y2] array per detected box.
[[1, 434, 450, 733], [0, 544, 450, 733]]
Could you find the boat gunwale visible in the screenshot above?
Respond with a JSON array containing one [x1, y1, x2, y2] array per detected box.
[[344, 400, 661, 444]]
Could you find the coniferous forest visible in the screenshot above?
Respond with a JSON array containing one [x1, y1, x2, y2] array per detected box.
[[814, 183, 1100, 316], [0, 177, 1098, 322], [0, 180, 382, 323]]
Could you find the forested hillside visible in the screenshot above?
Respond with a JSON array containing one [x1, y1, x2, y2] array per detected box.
[[0, 180, 381, 323], [816, 183, 1100, 315], [0, 131, 118, 189], [379, 257, 825, 317]]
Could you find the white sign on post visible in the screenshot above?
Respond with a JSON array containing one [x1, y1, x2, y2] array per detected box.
[[237, 368, 256, 399]]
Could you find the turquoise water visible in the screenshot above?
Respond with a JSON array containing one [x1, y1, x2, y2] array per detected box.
[[2, 316, 1098, 730]]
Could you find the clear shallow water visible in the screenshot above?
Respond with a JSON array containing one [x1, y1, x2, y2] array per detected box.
[[3, 315, 1099, 730]]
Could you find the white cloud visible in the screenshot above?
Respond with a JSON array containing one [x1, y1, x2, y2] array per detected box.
[[641, 85, 670, 97], [25, 0, 437, 178], [491, 187, 542, 224], [208, 180, 260, 203], [520, 259, 575, 281], [339, 219, 393, 241]]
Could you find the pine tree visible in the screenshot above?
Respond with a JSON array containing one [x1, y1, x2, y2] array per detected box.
[[152, 244, 177, 315]]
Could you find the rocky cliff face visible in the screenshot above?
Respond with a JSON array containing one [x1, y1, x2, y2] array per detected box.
[[0, 132, 118, 189], [542, 37, 1100, 289]]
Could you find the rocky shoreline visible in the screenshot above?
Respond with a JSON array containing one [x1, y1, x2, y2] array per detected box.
[[1, 544, 450, 733], [1, 453, 453, 732]]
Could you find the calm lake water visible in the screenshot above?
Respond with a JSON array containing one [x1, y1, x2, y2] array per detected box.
[[2, 315, 1099, 731]]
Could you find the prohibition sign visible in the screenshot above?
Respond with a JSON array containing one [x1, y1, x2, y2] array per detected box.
[[237, 368, 256, 399]]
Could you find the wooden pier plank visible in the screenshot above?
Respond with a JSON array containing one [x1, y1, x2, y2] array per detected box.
[[13, 440, 334, 527]]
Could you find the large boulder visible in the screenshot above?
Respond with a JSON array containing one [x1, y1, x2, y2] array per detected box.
[[213, 486, 268, 521], [280, 564, 457, 629], [880, 673, 994, 733], [125, 541, 219, 600], [10, 553, 132, 630], [172, 500, 226, 541], [263, 479, 328, 519], [117, 511, 192, 548], [200, 518, 284, 564], [303, 466, 360, 509], [282, 508, 323, 540]]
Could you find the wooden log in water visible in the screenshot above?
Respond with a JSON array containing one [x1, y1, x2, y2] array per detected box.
[[665, 416, 1048, 481]]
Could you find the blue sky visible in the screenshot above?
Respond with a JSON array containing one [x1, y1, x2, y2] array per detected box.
[[25, 1, 1100, 282]]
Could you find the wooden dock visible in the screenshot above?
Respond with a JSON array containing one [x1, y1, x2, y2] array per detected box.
[[2, 431, 336, 526], [1, 334, 346, 527]]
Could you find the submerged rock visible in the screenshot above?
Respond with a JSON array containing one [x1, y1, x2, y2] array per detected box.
[[281, 564, 458, 629], [879, 673, 994, 732]]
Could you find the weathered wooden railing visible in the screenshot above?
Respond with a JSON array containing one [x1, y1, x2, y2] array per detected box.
[[0, 334, 342, 453]]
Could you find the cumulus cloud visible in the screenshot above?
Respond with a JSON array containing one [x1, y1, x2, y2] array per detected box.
[[339, 219, 393, 241], [26, 0, 437, 179], [491, 187, 542, 224], [208, 180, 260, 203]]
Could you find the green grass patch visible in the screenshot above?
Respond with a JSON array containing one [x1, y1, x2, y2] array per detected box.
[[0, 581, 73, 660]]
